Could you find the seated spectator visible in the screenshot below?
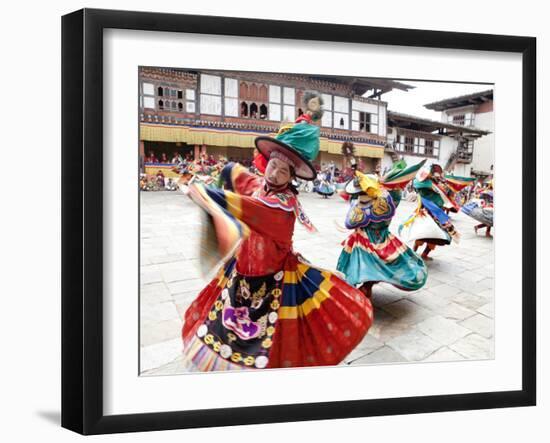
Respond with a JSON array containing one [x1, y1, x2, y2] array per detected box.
[[156, 170, 165, 188], [139, 174, 148, 190], [171, 152, 181, 164], [166, 178, 178, 191]]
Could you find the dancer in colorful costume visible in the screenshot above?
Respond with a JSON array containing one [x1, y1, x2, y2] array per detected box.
[[173, 156, 228, 188], [337, 159, 428, 299], [398, 164, 462, 260], [181, 91, 373, 371], [439, 173, 476, 213], [315, 168, 336, 198], [462, 180, 493, 237], [336, 143, 359, 203]]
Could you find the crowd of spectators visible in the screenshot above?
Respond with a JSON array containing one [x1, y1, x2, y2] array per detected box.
[[140, 170, 179, 192], [143, 150, 195, 164], [143, 150, 255, 167]]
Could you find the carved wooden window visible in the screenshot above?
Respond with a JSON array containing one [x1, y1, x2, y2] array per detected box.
[[269, 85, 281, 121], [141, 82, 155, 109], [250, 103, 258, 118], [240, 102, 248, 117], [321, 94, 332, 128], [200, 74, 222, 115], [224, 78, 239, 117], [259, 85, 268, 102], [453, 114, 465, 125], [404, 136, 415, 153], [424, 139, 434, 156]]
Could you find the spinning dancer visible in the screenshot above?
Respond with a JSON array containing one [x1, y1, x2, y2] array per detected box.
[[398, 164, 461, 261], [181, 91, 373, 371], [462, 180, 494, 237], [439, 173, 476, 214], [337, 160, 428, 299], [315, 167, 336, 198]]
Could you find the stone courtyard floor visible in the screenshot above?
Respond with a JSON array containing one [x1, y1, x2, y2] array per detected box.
[[139, 190, 494, 375]]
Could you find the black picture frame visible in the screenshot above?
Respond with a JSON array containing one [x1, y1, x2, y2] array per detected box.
[[62, 8, 536, 435]]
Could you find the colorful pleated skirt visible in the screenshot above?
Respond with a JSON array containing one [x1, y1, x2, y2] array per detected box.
[[315, 183, 336, 197], [399, 198, 453, 246], [462, 201, 494, 227], [337, 226, 427, 291], [182, 254, 374, 371]]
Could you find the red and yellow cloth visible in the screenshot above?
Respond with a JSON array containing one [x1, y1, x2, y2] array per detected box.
[[181, 163, 373, 370]]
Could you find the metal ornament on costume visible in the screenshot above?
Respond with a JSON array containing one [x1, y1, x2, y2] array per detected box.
[[195, 261, 284, 369]]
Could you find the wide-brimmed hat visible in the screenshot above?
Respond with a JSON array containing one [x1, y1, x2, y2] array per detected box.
[[430, 163, 443, 176], [345, 171, 381, 196], [255, 122, 320, 180], [416, 162, 443, 182]]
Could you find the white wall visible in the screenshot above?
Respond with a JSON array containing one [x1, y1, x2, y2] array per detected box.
[[385, 128, 470, 176], [381, 152, 395, 171], [442, 107, 494, 175], [378, 104, 387, 136], [452, 162, 472, 177], [471, 111, 495, 175], [3, 1, 547, 443], [438, 136, 455, 169]]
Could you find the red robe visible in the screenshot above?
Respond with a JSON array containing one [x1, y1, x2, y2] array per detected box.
[[182, 163, 374, 370]]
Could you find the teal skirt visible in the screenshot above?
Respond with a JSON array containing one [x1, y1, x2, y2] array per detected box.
[[337, 226, 427, 291]]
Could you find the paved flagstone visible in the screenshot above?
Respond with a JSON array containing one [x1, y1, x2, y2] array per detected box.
[[139, 190, 495, 374]]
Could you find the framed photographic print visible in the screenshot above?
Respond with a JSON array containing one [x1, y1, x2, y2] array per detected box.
[[61, 8, 536, 435]]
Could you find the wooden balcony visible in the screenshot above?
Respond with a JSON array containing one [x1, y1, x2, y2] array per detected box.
[[456, 147, 473, 163]]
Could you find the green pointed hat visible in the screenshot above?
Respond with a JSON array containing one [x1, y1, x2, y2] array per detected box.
[[255, 122, 320, 180]]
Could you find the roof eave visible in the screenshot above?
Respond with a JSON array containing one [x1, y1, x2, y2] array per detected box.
[[423, 89, 494, 111]]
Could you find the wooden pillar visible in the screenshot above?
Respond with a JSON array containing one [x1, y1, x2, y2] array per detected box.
[[139, 140, 145, 157], [139, 141, 145, 173], [194, 144, 200, 160], [201, 144, 207, 155]]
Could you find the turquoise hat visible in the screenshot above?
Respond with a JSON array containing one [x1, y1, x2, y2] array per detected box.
[[255, 122, 320, 180]]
